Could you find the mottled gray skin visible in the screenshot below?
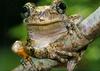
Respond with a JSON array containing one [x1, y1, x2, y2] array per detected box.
[[13, 1, 85, 71], [23, 2, 86, 71], [12, 1, 100, 71]]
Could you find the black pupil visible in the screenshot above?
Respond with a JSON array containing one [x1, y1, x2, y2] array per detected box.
[[59, 2, 66, 10], [22, 7, 28, 13]]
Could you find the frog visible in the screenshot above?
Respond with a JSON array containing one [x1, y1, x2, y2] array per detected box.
[[12, 0, 86, 71]]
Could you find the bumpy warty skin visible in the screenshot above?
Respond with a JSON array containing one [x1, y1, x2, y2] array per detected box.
[[12, 1, 91, 71]]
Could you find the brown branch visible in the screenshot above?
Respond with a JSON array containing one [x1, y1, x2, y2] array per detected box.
[[12, 7, 100, 71], [79, 7, 100, 40]]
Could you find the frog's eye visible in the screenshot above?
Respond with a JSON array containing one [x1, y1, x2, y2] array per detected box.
[[56, 2, 66, 14], [58, 2, 66, 11], [21, 2, 36, 18], [22, 6, 28, 13], [21, 6, 30, 18]]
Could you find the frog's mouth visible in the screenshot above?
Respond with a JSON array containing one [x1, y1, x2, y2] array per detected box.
[[27, 19, 64, 26]]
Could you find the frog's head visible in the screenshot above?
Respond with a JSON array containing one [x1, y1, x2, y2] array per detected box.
[[22, 0, 66, 17], [22, 0, 67, 24], [22, 0, 67, 35]]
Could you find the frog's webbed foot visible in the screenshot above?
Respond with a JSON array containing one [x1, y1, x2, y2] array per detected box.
[[20, 59, 27, 68], [49, 50, 74, 63], [49, 53, 68, 63], [25, 56, 33, 66], [20, 57, 37, 71], [12, 41, 37, 71], [54, 50, 80, 71], [53, 51, 72, 63]]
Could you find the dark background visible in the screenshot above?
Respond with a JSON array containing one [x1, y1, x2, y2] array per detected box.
[[0, 0, 100, 71]]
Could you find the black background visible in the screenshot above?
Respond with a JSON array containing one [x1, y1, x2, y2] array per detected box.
[[0, 0, 39, 47]]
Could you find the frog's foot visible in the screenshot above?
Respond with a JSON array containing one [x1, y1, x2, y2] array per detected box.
[[50, 50, 80, 64], [49, 53, 68, 63], [20, 60, 33, 71], [55, 51, 81, 71], [56, 50, 73, 57], [21, 57, 37, 71], [25, 56, 33, 65], [12, 41, 36, 69], [48, 51, 73, 63], [20, 59, 27, 68]]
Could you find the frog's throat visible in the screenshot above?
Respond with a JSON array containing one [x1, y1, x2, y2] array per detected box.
[[27, 19, 65, 26]]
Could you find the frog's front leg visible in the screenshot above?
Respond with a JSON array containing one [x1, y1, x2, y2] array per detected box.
[[11, 41, 33, 67], [27, 44, 74, 63], [28, 46, 81, 71]]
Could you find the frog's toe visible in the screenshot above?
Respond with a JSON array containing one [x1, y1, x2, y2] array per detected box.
[[21, 57, 34, 68], [56, 50, 73, 57], [49, 53, 68, 63], [20, 59, 27, 68]]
